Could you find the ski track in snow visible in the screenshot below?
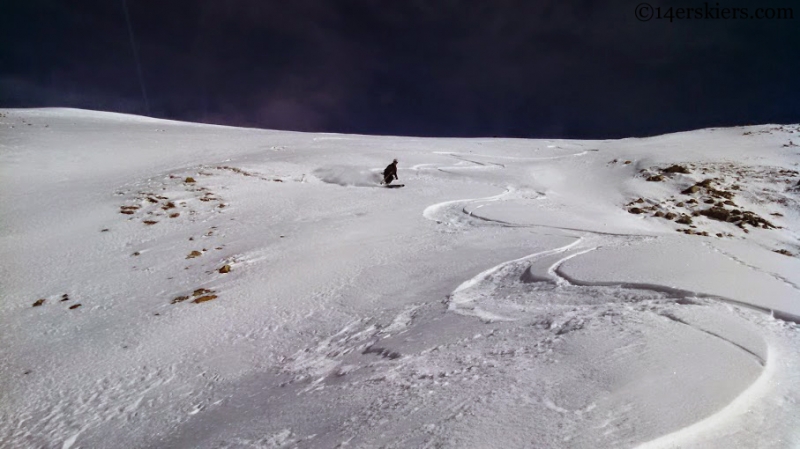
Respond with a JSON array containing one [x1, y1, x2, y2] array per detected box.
[[702, 241, 800, 293], [422, 187, 519, 228], [418, 152, 798, 448], [635, 331, 800, 449], [432, 148, 597, 162], [656, 312, 765, 367], [423, 182, 658, 237]]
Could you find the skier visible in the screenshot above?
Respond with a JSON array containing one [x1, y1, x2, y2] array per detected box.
[[382, 158, 399, 185]]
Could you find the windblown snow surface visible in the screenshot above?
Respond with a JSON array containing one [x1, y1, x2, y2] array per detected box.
[[2, 108, 800, 449]]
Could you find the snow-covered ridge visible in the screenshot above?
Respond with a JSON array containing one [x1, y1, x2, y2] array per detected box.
[[1, 108, 798, 448]]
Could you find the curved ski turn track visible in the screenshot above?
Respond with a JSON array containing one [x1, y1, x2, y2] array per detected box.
[[419, 150, 800, 449]]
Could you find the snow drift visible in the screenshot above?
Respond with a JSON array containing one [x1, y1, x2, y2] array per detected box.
[[313, 165, 383, 187]]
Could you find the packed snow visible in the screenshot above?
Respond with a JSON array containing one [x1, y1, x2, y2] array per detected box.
[[1, 108, 799, 448]]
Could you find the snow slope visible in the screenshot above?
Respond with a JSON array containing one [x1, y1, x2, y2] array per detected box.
[[1, 108, 799, 448]]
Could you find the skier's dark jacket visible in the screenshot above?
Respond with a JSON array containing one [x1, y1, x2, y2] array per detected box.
[[383, 162, 398, 181]]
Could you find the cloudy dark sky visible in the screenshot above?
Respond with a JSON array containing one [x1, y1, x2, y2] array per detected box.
[[2, 0, 798, 138]]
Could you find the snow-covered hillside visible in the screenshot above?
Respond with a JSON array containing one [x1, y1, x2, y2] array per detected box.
[[1, 108, 799, 448]]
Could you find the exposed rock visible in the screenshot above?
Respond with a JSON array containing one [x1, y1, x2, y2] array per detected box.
[[218, 265, 232, 274], [698, 207, 775, 230], [740, 211, 776, 229], [218, 166, 248, 176], [675, 215, 693, 225], [169, 213, 180, 218], [771, 212, 784, 217], [171, 295, 190, 304], [143, 220, 158, 225], [708, 188, 734, 199], [703, 198, 715, 204], [662, 164, 690, 174], [193, 295, 218, 304], [646, 175, 665, 182], [664, 212, 676, 220], [187, 250, 203, 259], [635, 198, 645, 204], [654, 211, 665, 217], [624, 160, 632, 164], [681, 179, 729, 197], [773, 249, 794, 257], [185, 177, 196, 183], [161, 202, 176, 210], [32, 299, 45, 307], [61, 294, 70, 301], [132, 252, 140, 256], [69, 304, 81, 310], [699, 207, 733, 222], [723, 200, 736, 206], [675, 202, 684, 207]]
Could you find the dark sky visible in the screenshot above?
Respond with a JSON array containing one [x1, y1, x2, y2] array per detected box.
[[2, 0, 798, 138]]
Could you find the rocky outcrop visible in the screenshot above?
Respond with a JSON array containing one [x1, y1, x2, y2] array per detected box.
[[662, 165, 691, 174]]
